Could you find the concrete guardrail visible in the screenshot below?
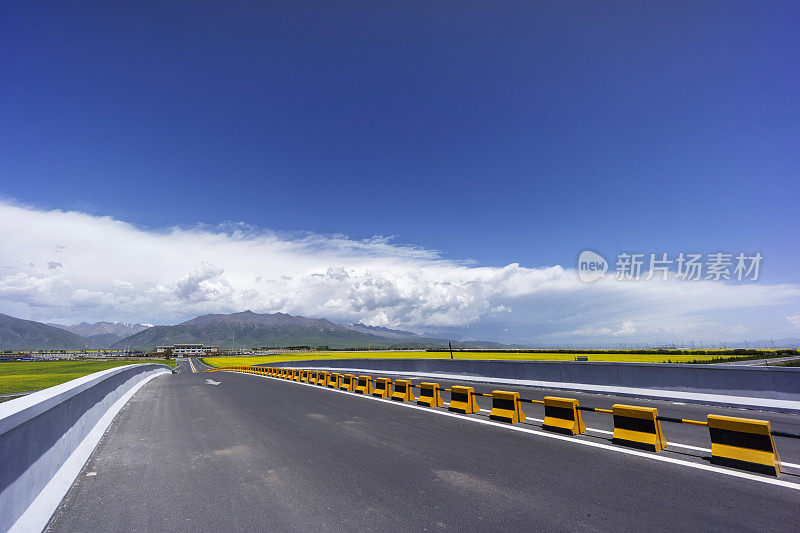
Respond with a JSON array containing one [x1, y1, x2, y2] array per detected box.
[[0, 364, 171, 533], [268, 358, 800, 410]]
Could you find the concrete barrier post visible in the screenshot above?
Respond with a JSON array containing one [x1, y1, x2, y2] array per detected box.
[[417, 383, 444, 407], [542, 397, 586, 435], [391, 380, 415, 402], [372, 378, 391, 398], [489, 391, 526, 423], [448, 386, 480, 414], [328, 373, 341, 388], [707, 414, 781, 476], [611, 404, 667, 452], [354, 376, 373, 395], [340, 374, 356, 391]]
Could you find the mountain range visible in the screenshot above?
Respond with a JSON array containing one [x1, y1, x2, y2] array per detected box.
[[1, 314, 94, 350], [0, 311, 501, 351], [48, 321, 152, 347], [4, 311, 798, 351], [111, 311, 475, 350]]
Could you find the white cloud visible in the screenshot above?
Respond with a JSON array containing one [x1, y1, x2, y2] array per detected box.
[[787, 314, 800, 328], [0, 200, 798, 343], [568, 319, 636, 337]]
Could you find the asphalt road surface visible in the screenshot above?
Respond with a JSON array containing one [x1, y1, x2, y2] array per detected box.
[[47, 358, 800, 532], [286, 367, 800, 460], [714, 356, 800, 366]]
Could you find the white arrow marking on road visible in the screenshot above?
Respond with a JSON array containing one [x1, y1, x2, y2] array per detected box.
[[205, 379, 221, 385]]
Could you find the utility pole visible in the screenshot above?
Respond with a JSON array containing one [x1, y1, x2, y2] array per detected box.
[[449, 342, 453, 360]]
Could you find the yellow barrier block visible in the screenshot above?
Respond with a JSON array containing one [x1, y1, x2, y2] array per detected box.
[[317, 371, 330, 386], [611, 404, 666, 451], [417, 383, 444, 407], [489, 391, 526, 423], [542, 397, 586, 436], [340, 374, 356, 391], [300, 370, 309, 383], [354, 376, 373, 395], [707, 414, 781, 476], [279, 369, 286, 379], [448, 386, 479, 414], [328, 373, 341, 388], [390, 380, 415, 402], [372, 378, 391, 398], [292, 369, 302, 381]]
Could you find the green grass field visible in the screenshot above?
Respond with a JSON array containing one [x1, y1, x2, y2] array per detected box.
[[0, 359, 176, 395], [202, 350, 755, 368]]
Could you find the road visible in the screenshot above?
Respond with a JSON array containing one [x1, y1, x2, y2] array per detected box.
[[47, 358, 800, 532], [288, 367, 800, 459], [714, 356, 800, 366]]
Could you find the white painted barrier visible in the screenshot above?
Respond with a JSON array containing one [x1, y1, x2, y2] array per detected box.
[[0, 364, 171, 532]]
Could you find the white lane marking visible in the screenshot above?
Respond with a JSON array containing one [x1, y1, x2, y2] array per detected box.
[[192, 358, 212, 371], [205, 379, 221, 385], [188, 359, 197, 373], [227, 371, 800, 491]]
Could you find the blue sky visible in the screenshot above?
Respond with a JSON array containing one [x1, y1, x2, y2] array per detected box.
[[1, 3, 798, 344]]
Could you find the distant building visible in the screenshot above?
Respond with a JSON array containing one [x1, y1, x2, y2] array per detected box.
[[155, 344, 218, 355]]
